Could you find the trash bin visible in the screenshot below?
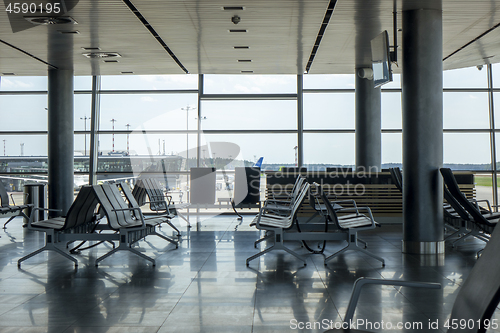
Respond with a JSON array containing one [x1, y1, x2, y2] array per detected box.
[[23, 183, 47, 224]]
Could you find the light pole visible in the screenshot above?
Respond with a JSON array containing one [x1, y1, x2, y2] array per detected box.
[[80, 115, 90, 156], [110, 119, 117, 152], [20, 143, 24, 156], [125, 123, 131, 154], [3, 140, 5, 156], [181, 105, 196, 170]]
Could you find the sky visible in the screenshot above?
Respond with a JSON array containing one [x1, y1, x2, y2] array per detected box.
[[0, 65, 499, 166]]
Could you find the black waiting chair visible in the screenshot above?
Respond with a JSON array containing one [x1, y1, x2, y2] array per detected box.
[[440, 168, 498, 235], [389, 167, 486, 246], [325, 203, 500, 333], [1, 181, 33, 229], [317, 188, 384, 266]]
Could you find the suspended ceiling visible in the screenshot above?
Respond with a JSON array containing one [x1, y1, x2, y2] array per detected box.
[[0, 0, 499, 76]]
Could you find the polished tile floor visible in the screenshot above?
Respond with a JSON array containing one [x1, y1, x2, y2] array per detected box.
[[0, 214, 497, 333]]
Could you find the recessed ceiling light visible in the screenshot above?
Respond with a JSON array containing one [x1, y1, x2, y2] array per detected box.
[[58, 30, 79, 34], [234, 46, 249, 49], [223, 6, 244, 10], [238, 59, 252, 62], [229, 29, 247, 33], [241, 70, 253, 73], [103, 60, 119, 63], [82, 47, 101, 51], [82, 52, 121, 59], [121, 71, 134, 74], [2, 73, 15, 75], [24, 16, 77, 25]]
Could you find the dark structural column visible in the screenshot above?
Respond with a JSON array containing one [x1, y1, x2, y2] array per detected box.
[[48, 69, 74, 216], [355, 73, 381, 171], [402, 3, 444, 254]]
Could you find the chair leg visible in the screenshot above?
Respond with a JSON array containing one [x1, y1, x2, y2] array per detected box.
[[254, 233, 273, 248], [246, 229, 306, 266], [246, 245, 276, 266], [324, 231, 384, 266], [96, 232, 156, 267], [3, 216, 16, 229], [18, 231, 78, 267], [165, 220, 181, 237], [150, 231, 178, 248]]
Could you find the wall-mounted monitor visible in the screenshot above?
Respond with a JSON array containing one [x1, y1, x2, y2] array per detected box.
[[371, 30, 393, 88]]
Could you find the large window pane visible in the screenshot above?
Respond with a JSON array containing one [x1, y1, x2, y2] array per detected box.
[[201, 100, 297, 130], [444, 133, 491, 166], [101, 75, 199, 90], [382, 133, 402, 165], [304, 93, 354, 129], [0, 135, 47, 157], [204, 75, 296, 94], [0, 76, 47, 91], [493, 92, 500, 129], [444, 92, 489, 129], [303, 133, 355, 167], [74, 94, 92, 130], [98, 133, 196, 163], [100, 94, 198, 130], [381, 92, 402, 129], [74, 76, 92, 90], [203, 133, 296, 167], [0, 95, 47, 131], [380, 73, 401, 89], [303, 74, 355, 89], [443, 66, 488, 88]]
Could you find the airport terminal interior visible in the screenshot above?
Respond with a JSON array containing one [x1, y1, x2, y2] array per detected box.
[[2, 0, 500, 332]]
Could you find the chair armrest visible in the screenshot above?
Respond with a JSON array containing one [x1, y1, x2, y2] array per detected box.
[[336, 207, 375, 223], [344, 277, 441, 323], [474, 199, 492, 211], [112, 207, 146, 226], [330, 199, 357, 209]]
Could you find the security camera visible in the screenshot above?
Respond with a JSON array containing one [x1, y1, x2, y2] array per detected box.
[[357, 68, 374, 80], [477, 65, 484, 71], [231, 15, 241, 24]]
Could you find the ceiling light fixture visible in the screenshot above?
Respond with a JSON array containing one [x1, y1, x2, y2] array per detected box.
[[234, 46, 249, 49], [2, 73, 15, 75], [223, 6, 244, 10], [24, 16, 77, 25], [238, 59, 252, 62], [58, 30, 79, 34], [241, 70, 253, 73], [82, 47, 101, 51], [229, 29, 247, 33], [82, 52, 121, 59]]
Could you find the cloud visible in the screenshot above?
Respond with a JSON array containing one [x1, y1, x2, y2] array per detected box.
[[140, 96, 157, 102]]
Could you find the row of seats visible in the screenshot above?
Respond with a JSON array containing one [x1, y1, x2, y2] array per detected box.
[[246, 176, 384, 266], [17, 179, 183, 267], [389, 167, 498, 253]]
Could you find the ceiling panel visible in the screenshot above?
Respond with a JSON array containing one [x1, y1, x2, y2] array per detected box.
[[1, 0, 500, 76]]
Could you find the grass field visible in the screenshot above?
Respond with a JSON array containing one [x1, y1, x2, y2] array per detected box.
[[475, 175, 500, 187]]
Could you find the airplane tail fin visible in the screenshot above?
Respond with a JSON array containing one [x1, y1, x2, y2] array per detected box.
[[253, 157, 264, 168]]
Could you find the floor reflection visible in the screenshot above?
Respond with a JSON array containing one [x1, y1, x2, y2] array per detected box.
[[0, 216, 490, 333]]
